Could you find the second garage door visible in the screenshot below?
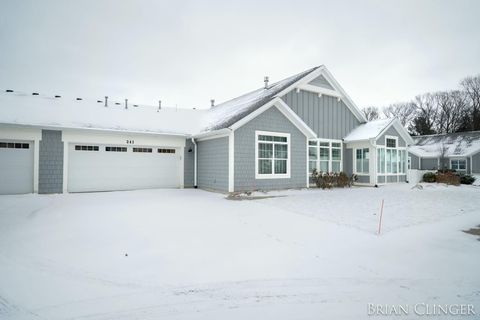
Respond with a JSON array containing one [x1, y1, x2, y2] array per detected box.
[[68, 144, 181, 192]]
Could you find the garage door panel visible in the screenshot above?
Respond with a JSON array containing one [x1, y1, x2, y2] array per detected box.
[[68, 144, 180, 192], [0, 142, 34, 194]]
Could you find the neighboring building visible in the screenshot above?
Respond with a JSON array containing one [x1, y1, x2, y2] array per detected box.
[[408, 131, 480, 174], [0, 65, 413, 195]]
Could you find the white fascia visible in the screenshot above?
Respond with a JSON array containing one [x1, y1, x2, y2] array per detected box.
[[276, 66, 368, 123]]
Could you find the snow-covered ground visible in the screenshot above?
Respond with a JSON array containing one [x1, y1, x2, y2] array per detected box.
[[0, 184, 479, 319]]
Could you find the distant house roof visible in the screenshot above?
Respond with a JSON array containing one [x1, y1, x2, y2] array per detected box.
[[409, 131, 480, 157], [0, 91, 205, 136], [344, 118, 414, 145]]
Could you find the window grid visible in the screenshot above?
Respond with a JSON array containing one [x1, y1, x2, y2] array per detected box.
[[75, 145, 99, 151], [133, 147, 152, 153], [105, 146, 127, 152], [158, 148, 176, 154], [308, 140, 342, 173], [0, 142, 29, 149], [256, 132, 290, 178]]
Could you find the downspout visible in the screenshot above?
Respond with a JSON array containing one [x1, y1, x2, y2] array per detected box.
[[191, 138, 198, 188]]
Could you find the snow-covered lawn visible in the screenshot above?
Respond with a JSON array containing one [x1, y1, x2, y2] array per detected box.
[[0, 184, 479, 319]]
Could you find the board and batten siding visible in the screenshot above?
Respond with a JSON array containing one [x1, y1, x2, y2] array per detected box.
[[39, 130, 64, 194], [197, 136, 229, 192], [376, 126, 407, 147], [234, 106, 307, 192], [282, 90, 361, 139], [184, 139, 195, 187]]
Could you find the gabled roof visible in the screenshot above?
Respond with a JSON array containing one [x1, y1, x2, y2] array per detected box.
[[201, 65, 367, 133], [409, 131, 480, 157], [0, 91, 204, 135], [344, 118, 414, 145], [202, 67, 319, 132]]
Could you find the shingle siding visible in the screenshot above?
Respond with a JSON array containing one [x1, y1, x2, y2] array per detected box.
[[421, 158, 438, 170], [39, 130, 63, 194], [234, 106, 307, 192], [377, 126, 407, 147], [184, 139, 195, 187], [472, 152, 480, 173], [197, 137, 229, 192], [409, 153, 420, 170], [282, 90, 361, 139]]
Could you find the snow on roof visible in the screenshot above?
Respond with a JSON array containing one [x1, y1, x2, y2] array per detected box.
[[343, 118, 393, 142], [201, 67, 319, 132], [409, 131, 480, 157], [0, 91, 206, 135]]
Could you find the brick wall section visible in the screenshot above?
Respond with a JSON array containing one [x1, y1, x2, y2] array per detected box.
[[39, 130, 64, 194]]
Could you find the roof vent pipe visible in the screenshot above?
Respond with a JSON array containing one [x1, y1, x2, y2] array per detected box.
[[157, 100, 161, 112], [264, 76, 269, 89], [210, 99, 215, 107], [125, 98, 128, 109], [104, 96, 108, 107]]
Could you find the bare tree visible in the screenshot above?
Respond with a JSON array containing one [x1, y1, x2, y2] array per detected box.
[[362, 106, 380, 121], [382, 102, 416, 126], [460, 75, 480, 130], [408, 93, 438, 135], [438, 141, 448, 170]]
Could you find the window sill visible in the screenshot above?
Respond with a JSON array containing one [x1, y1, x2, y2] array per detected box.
[[255, 174, 291, 180]]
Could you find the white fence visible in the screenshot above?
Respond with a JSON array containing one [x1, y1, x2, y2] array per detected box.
[[408, 169, 434, 184]]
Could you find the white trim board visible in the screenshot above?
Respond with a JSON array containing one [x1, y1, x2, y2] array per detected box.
[[229, 98, 317, 139], [275, 66, 368, 123]]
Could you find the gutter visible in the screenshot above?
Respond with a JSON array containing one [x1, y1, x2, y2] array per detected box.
[[191, 138, 198, 188]]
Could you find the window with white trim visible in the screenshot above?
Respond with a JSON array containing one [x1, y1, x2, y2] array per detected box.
[[308, 140, 342, 173], [377, 148, 385, 174], [355, 148, 369, 174], [377, 136, 407, 175], [256, 132, 290, 178], [450, 159, 466, 172]]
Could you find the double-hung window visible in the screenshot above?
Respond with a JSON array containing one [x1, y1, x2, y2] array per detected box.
[[451, 159, 466, 172], [308, 140, 343, 173], [356, 148, 369, 174], [256, 131, 290, 178]]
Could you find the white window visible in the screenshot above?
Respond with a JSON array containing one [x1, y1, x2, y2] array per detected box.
[[377, 148, 385, 174], [355, 148, 369, 174], [256, 131, 290, 179], [308, 139, 342, 173], [450, 159, 466, 172]]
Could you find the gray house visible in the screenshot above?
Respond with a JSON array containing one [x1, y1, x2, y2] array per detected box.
[[0, 65, 413, 195], [408, 131, 480, 174]]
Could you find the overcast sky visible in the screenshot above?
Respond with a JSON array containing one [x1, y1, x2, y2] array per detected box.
[[1, 0, 479, 110]]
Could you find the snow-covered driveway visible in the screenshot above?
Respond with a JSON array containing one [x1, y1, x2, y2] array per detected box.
[[0, 185, 479, 319]]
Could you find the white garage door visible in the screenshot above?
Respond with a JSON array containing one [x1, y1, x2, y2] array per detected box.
[[68, 144, 181, 192], [0, 141, 34, 194]]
